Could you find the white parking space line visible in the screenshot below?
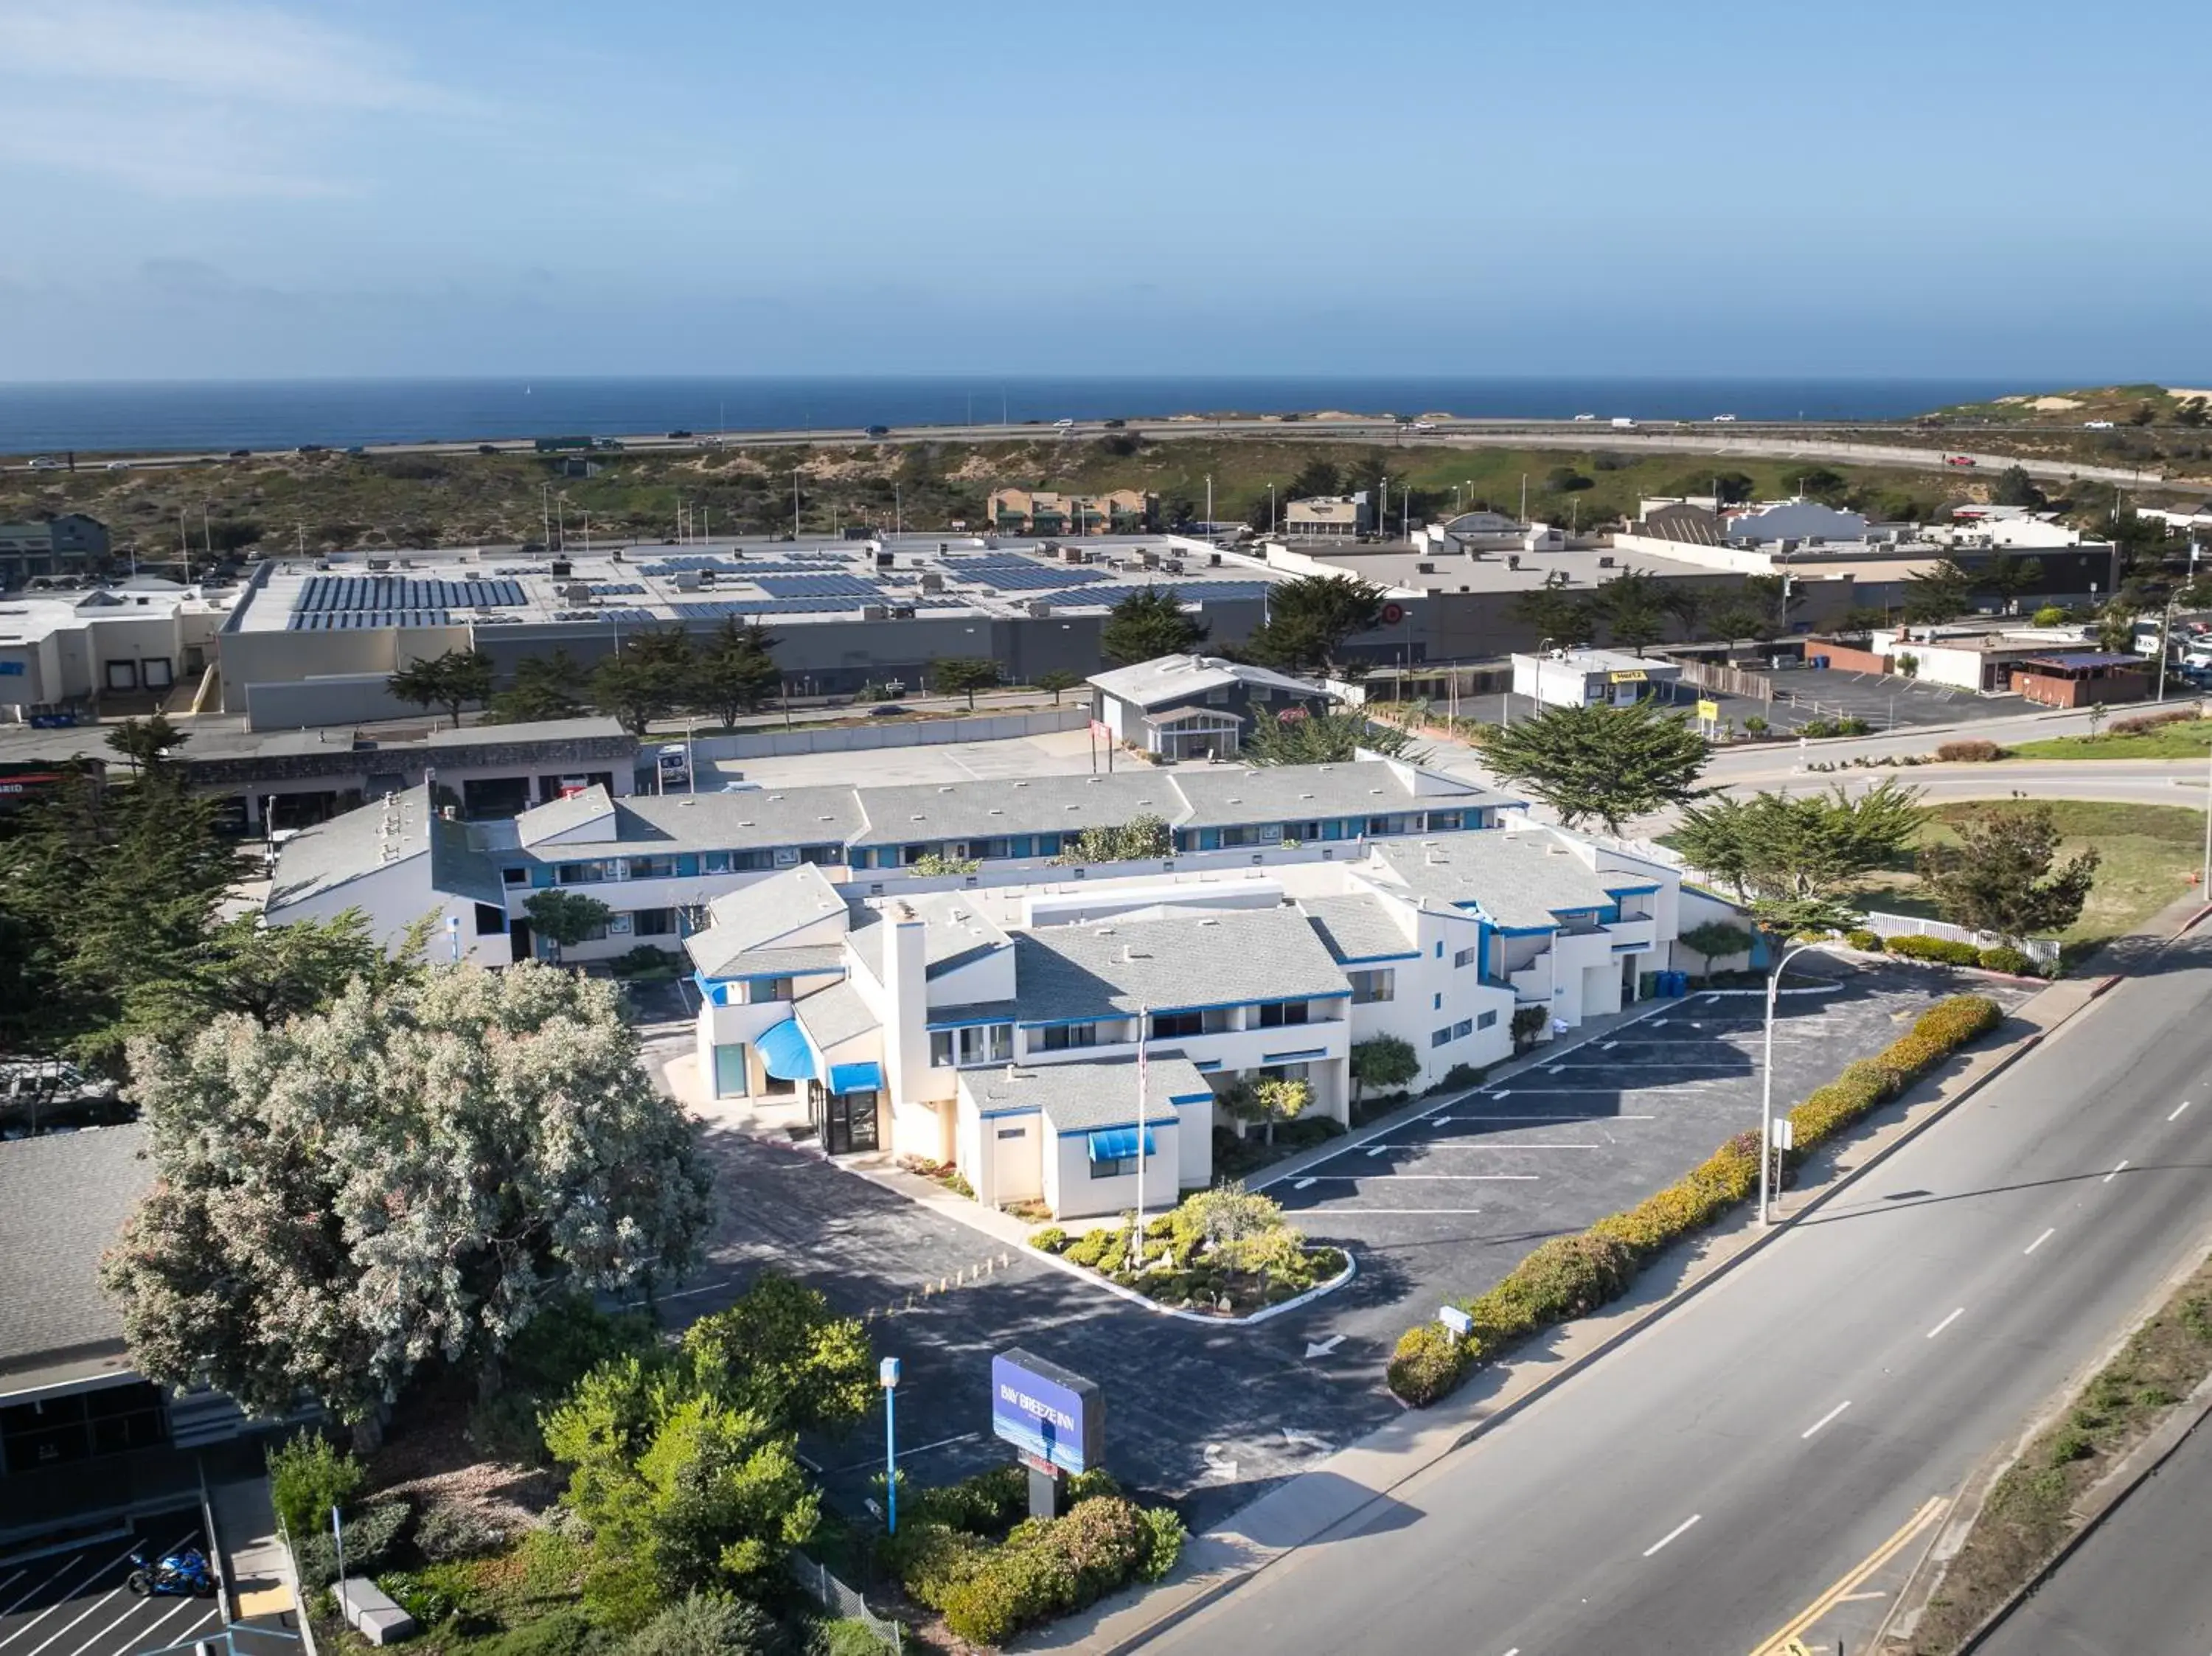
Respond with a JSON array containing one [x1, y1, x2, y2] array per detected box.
[[1293, 1177, 1316, 1191], [1396, 1142, 1600, 1151], [1298, 1172, 1540, 1182], [25, 1530, 200, 1656], [1927, 1307, 1965, 1340], [1434, 1113, 1656, 1123], [1642, 1514, 1702, 1556], [1293, 1207, 1486, 1217], [2170, 1100, 2193, 1122], [2104, 1160, 2129, 1183], [0, 1547, 140, 1653], [1801, 1400, 1851, 1439], [2025, 1227, 2056, 1255]]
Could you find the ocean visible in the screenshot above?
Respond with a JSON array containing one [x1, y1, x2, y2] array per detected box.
[[0, 375, 2030, 456]]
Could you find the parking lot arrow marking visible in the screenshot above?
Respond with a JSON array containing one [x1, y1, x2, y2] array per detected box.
[[1281, 1426, 1334, 1449], [1601, 1040, 1618, 1050], [1366, 1144, 1390, 1158], [1202, 1443, 1240, 1481], [1293, 1177, 1316, 1190], [1302, 1337, 1345, 1360]]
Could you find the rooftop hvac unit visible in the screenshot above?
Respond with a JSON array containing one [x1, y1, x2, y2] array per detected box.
[[1208, 552, 1222, 566], [561, 581, 593, 605], [1416, 561, 1436, 574], [366, 557, 392, 571], [1059, 545, 1085, 563], [674, 570, 703, 591], [1161, 559, 1184, 574], [919, 571, 945, 591], [860, 605, 888, 622], [876, 549, 895, 568], [1026, 599, 1053, 617], [549, 559, 571, 577], [1598, 554, 1615, 568], [1508, 554, 1522, 570], [890, 604, 917, 619]]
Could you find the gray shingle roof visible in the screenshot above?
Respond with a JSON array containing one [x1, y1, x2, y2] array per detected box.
[[429, 813, 510, 908], [854, 774, 1176, 846], [0, 1124, 150, 1386], [1012, 908, 1348, 1023], [515, 784, 619, 846], [1087, 654, 1322, 709], [1169, 762, 1503, 831], [268, 784, 431, 908], [618, 787, 865, 852], [685, 865, 849, 976], [847, 894, 1013, 984], [1368, 832, 1618, 930], [794, 980, 877, 1051], [1301, 893, 1419, 963], [966, 1054, 1214, 1133]]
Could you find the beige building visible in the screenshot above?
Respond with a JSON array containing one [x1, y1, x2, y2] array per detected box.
[[1283, 495, 1371, 539], [987, 489, 1155, 535]]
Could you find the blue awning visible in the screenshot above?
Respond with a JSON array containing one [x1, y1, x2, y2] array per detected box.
[[757, 1018, 817, 1082], [828, 1061, 883, 1096], [1086, 1127, 1158, 1163]]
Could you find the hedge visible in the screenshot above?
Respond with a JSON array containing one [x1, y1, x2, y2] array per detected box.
[[1845, 928, 1884, 953], [1978, 944, 2037, 976], [1934, 740, 2007, 762], [1387, 994, 2004, 1405], [1884, 933, 1983, 966]]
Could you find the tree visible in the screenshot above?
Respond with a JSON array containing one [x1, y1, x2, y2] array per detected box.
[[1677, 920, 1753, 969], [1992, 465, 2046, 509], [1741, 574, 1804, 639], [1595, 570, 1667, 655], [1054, 814, 1172, 865], [678, 1276, 874, 1435], [388, 649, 495, 728], [525, 889, 615, 962], [116, 909, 421, 1056], [592, 631, 693, 734], [100, 964, 714, 1444], [690, 620, 780, 727], [1100, 587, 1207, 666], [1902, 560, 1975, 625], [1287, 457, 1342, 499], [1238, 575, 1385, 677], [1513, 586, 1593, 647], [1672, 781, 1925, 936], [1979, 553, 2045, 605], [489, 649, 588, 724], [2091, 597, 2139, 655], [1034, 669, 1083, 706], [1224, 1074, 1312, 1145], [1919, 806, 2099, 943], [1242, 706, 1425, 768], [2030, 605, 2069, 627], [930, 656, 1001, 709], [105, 713, 189, 776], [1660, 585, 1709, 643], [1474, 702, 1711, 833], [1349, 1035, 1420, 1103]]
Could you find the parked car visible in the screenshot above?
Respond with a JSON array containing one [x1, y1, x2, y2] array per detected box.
[[869, 703, 911, 717]]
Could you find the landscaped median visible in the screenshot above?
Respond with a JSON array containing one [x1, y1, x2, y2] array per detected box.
[[1029, 1186, 1349, 1318], [1387, 994, 2006, 1406]]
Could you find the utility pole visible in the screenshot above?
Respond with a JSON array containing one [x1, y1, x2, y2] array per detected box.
[[793, 469, 801, 538]]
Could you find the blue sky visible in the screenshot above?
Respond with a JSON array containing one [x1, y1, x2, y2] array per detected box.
[[1, 0, 2205, 381]]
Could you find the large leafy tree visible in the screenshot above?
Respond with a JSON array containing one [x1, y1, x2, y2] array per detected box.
[[591, 630, 695, 734], [490, 649, 588, 724], [1474, 701, 1709, 833], [1512, 585, 1593, 648], [1902, 560, 1975, 625], [1100, 586, 1208, 666], [1672, 781, 1925, 934], [524, 889, 614, 961], [100, 964, 714, 1443], [690, 620, 781, 726], [1594, 570, 1668, 655], [387, 648, 495, 728], [1242, 706, 1425, 767], [928, 656, 1001, 709], [1238, 574, 1386, 677], [105, 713, 189, 776], [1919, 806, 2099, 943]]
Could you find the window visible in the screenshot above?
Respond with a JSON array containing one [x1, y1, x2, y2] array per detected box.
[[1151, 1010, 1204, 1040], [628, 855, 676, 880], [1039, 1023, 1098, 1052], [501, 866, 528, 887], [632, 908, 675, 936], [703, 851, 733, 874], [996, 1125, 1027, 1140], [1452, 1018, 1473, 1040], [1454, 947, 1477, 969], [1433, 992, 1443, 1011], [1256, 1001, 1309, 1029], [1478, 1009, 1498, 1030], [1430, 1028, 1452, 1048], [1349, 969, 1396, 1004], [931, 1031, 953, 1068], [1218, 825, 1262, 849], [556, 860, 607, 885], [1091, 1155, 1139, 1179], [936, 1024, 1012, 1067], [750, 977, 795, 1004], [473, 902, 506, 936]]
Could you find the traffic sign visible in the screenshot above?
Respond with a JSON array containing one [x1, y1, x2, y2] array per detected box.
[[1697, 697, 1719, 722]]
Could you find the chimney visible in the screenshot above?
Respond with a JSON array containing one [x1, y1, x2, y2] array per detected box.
[[879, 902, 932, 1133]]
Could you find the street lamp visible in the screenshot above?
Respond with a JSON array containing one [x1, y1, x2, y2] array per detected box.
[[879, 1357, 902, 1534], [1760, 939, 1839, 1225]]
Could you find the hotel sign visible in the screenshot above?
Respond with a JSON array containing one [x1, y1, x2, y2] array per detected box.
[[990, 1349, 1103, 1476]]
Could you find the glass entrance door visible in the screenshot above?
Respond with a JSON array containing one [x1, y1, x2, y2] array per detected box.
[[821, 1090, 879, 1155]]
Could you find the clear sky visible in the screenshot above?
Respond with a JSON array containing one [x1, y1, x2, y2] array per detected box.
[[2, 0, 2206, 382]]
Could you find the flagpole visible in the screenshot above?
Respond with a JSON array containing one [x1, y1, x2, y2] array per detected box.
[[1133, 1003, 1148, 1271]]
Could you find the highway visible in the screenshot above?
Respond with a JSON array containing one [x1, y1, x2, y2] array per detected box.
[[8, 417, 2201, 495], [1976, 1408, 2212, 1655], [1141, 925, 2212, 1656]]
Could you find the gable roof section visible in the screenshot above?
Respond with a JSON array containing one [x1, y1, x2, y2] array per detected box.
[[685, 864, 850, 977], [967, 1053, 1214, 1132], [1366, 832, 1618, 930], [515, 784, 619, 846], [0, 1124, 151, 1392], [1301, 892, 1419, 963], [1088, 653, 1322, 709], [1012, 907, 1347, 1023], [268, 784, 432, 908], [854, 773, 1175, 846]]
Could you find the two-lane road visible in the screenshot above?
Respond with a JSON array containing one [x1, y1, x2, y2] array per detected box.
[[1143, 930, 2212, 1656]]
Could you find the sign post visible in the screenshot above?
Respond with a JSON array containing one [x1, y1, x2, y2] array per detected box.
[[880, 1357, 901, 1535], [990, 1349, 1103, 1520]]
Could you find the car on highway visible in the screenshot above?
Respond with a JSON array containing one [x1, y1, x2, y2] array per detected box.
[[1712, 414, 1737, 422], [1053, 417, 1075, 429], [667, 429, 693, 439], [1573, 412, 1596, 422], [863, 425, 890, 439], [105, 459, 131, 470], [28, 456, 60, 470], [868, 703, 911, 717], [227, 449, 252, 459], [1945, 454, 1977, 467], [1102, 418, 1127, 429], [1412, 420, 1437, 431], [296, 444, 326, 455], [2084, 420, 2116, 430], [477, 443, 500, 454]]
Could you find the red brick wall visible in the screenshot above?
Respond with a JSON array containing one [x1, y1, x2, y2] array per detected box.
[[1809, 643, 1893, 675], [2011, 669, 2149, 708]]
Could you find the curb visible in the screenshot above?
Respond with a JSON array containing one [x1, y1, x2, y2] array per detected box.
[[1021, 1241, 1360, 1328], [1064, 978, 2104, 1655]]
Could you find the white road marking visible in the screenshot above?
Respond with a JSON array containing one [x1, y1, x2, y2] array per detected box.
[[2170, 1100, 2193, 1122], [1546, 1064, 1565, 1074], [1407, 1142, 1599, 1151], [1838, 1590, 1887, 1604], [0, 1561, 83, 1623], [1642, 1514, 1702, 1556], [0, 1545, 144, 1653], [21, 1530, 196, 1656], [834, 1431, 981, 1473], [1366, 1145, 1390, 1158], [1435, 1113, 1655, 1123], [1298, 1207, 1486, 1217], [1601, 1040, 1618, 1049], [2104, 1160, 2129, 1183], [1926, 1307, 1965, 1339], [1301, 1337, 1344, 1360], [1293, 1177, 1316, 1191], [1298, 1173, 1539, 1181], [1801, 1400, 1851, 1439], [2025, 1227, 2056, 1255]]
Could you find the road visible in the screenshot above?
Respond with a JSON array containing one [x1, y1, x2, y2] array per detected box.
[[10, 419, 2202, 494], [1976, 1409, 2212, 1655], [1142, 925, 2212, 1656]]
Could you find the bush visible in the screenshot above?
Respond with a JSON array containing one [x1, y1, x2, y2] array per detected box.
[[1135, 1506, 1186, 1582], [1386, 1323, 1474, 1406], [1800, 718, 1837, 737], [1837, 716, 1871, 736], [294, 1500, 411, 1588], [807, 1623, 892, 1656], [1935, 740, 2006, 762], [607, 945, 681, 980], [622, 1593, 788, 1656], [378, 1571, 461, 1628], [1845, 928, 1883, 952], [414, 1503, 510, 1562], [1978, 944, 2037, 975], [476, 1607, 602, 1656], [268, 1431, 366, 1541], [1884, 933, 1982, 966], [1437, 1062, 1488, 1091], [1027, 1226, 1068, 1255], [2109, 708, 2198, 736], [1464, 1232, 1638, 1344], [920, 1496, 1157, 1647]]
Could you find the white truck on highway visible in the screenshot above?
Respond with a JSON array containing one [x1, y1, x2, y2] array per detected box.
[[1610, 417, 1637, 430]]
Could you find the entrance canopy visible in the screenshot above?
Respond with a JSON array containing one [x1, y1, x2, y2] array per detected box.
[[827, 1061, 883, 1096], [757, 1018, 818, 1082], [1085, 1126, 1158, 1162]]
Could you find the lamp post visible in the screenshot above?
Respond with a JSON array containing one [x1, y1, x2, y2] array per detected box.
[[1760, 939, 1837, 1225], [879, 1357, 901, 1534]]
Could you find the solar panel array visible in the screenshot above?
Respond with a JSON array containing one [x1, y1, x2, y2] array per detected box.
[[638, 555, 743, 574], [552, 607, 656, 624], [290, 610, 453, 630], [947, 557, 1111, 591], [754, 574, 886, 599], [670, 596, 956, 619], [295, 575, 526, 613], [588, 582, 646, 596], [1041, 581, 1270, 608]]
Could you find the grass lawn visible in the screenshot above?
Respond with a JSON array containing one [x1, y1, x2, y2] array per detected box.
[[2006, 722, 2212, 761], [1858, 800, 2205, 960]]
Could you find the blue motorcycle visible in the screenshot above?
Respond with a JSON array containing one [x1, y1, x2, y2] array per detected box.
[[127, 1548, 215, 1598]]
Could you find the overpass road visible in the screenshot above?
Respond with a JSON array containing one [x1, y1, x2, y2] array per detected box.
[[1140, 925, 2212, 1656]]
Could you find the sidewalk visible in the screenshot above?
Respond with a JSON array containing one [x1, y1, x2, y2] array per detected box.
[[209, 1472, 292, 1622], [1019, 939, 2159, 1653]]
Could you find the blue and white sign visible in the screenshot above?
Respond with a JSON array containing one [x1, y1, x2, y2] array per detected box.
[[990, 1349, 1103, 1476], [1438, 1305, 1474, 1338]]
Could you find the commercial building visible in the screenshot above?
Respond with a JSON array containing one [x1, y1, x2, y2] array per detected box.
[[986, 490, 1155, 535], [1513, 648, 1685, 709], [1087, 654, 1329, 759], [0, 580, 232, 721], [1861, 622, 2101, 693], [2009, 652, 2150, 709], [0, 515, 111, 586], [262, 754, 1516, 966], [684, 818, 1683, 1217], [1282, 495, 1371, 539]]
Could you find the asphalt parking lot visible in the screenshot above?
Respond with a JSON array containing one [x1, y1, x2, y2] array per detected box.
[[1263, 963, 2034, 1345], [1769, 667, 2026, 731], [682, 962, 2029, 1528], [0, 1510, 220, 1656]]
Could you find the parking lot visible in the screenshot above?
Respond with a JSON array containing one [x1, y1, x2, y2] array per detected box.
[[0, 1510, 219, 1656], [682, 962, 2027, 1527], [1767, 667, 2026, 731]]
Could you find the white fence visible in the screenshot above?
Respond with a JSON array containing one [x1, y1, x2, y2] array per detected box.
[[1858, 910, 2062, 967]]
